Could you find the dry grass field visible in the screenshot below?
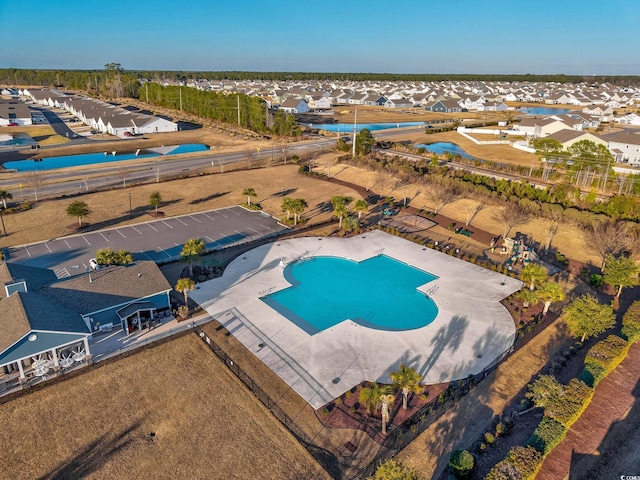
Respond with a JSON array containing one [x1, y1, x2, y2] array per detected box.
[[0, 124, 69, 146], [0, 334, 331, 480], [0, 162, 361, 249]]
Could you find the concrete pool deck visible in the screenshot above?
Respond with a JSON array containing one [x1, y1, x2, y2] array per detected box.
[[190, 231, 523, 410]]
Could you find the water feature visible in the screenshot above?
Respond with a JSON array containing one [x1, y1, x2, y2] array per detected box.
[[414, 142, 475, 159], [4, 143, 209, 171], [303, 122, 426, 133], [518, 107, 573, 116], [263, 255, 438, 335]]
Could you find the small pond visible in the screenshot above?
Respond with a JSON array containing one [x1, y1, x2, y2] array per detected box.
[[4, 143, 210, 171]]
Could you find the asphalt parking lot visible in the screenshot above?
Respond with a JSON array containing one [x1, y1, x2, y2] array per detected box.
[[5, 206, 287, 278]]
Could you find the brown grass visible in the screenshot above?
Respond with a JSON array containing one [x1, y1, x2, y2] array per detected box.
[[0, 334, 330, 480], [0, 163, 361, 249]]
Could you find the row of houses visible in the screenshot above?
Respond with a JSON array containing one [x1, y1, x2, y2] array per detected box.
[[19, 89, 178, 138], [163, 78, 640, 116], [0, 260, 172, 385], [510, 112, 640, 165]]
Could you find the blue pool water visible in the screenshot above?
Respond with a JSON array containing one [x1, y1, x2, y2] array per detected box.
[[263, 255, 438, 335], [518, 107, 572, 115], [4, 143, 209, 171], [304, 122, 425, 133], [414, 142, 474, 160]]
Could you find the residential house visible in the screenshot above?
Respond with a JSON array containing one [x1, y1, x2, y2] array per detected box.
[[279, 97, 309, 114], [600, 130, 640, 165], [384, 98, 414, 109], [425, 100, 464, 113]]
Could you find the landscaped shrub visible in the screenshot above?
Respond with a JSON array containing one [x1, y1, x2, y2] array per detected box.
[[485, 445, 542, 480], [578, 362, 607, 388], [582, 334, 630, 384], [589, 274, 604, 288], [448, 449, 474, 479], [484, 432, 495, 445], [621, 300, 640, 342], [526, 416, 567, 455], [546, 378, 593, 428]]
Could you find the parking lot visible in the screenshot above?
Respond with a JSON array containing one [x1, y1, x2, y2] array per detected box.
[[5, 206, 287, 278]]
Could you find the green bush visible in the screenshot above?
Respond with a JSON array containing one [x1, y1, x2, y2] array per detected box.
[[622, 300, 640, 342], [526, 416, 567, 455], [589, 274, 604, 287], [448, 449, 474, 479], [484, 432, 495, 445], [546, 378, 593, 428], [583, 334, 630, 382], [578, 362, 607, 388], [485, 446, 542, 480]]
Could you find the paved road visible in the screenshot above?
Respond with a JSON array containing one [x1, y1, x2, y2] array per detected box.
[[4, 205, 287, 278]]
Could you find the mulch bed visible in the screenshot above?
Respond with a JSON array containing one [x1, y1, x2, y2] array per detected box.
[[316, 381, 449, 445]]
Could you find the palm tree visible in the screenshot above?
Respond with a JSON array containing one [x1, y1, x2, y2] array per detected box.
[[359, 382, 383, 416], [96, 247, 116, 267], [537, 281, 565, 315], [281, 197, 293, 220], [519, 263, 547, 291], [331, 196, 352, 229], [518, 287, 540, 309], [380, 393, 396, 435], [243, 187, 257, 206], [175, 277, 195, 307], [180, 238, 206, 277], [390, 364, 423, 410], [291, 198, 308, 225], [354, 199, 368, 219], [0, 190, 12, 209]]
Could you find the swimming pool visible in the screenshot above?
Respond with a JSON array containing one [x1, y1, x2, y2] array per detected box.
[[262, 254, 438, 335], [415, 142, 474, 159], [304, 122, 425, 133], [4, 143, 209, 171]]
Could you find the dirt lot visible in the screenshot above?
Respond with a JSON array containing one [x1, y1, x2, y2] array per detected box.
[[0, 334, 331, 480]]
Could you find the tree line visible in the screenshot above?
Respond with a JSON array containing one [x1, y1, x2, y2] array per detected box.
[[3, 68, 640, 88]]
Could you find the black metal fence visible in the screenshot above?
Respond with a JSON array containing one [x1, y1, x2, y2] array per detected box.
[[193, 305, 561, 480]]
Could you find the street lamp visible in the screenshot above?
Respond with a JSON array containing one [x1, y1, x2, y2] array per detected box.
[[128, 192, 132, 219]]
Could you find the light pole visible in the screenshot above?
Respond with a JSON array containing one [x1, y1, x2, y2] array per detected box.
[[128, 192, 132, 219]]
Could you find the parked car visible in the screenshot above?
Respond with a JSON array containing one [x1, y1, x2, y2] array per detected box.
[[7, 122, 18, 127], [89, 258, 101, 270]]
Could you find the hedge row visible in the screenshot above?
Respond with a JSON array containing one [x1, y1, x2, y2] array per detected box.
[[579, 334, 630, 387], [486, 312, 638, 479], [621, 300, 640, 343], [525, 416, 567, 456], [485, 446, 542, 480]]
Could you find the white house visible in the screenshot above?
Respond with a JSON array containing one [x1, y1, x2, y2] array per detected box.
[[279, 97, 309, 114], [601, 130, 640, 165]]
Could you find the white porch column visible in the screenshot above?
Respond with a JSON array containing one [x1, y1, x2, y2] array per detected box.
[[51, 348, 59, 367], [17, 359, 25, 379]]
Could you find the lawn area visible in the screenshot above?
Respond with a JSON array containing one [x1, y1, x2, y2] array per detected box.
[[0, 334, 331, 480], [0, 124, 69, 146]]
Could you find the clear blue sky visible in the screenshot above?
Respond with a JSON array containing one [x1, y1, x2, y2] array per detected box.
[[1, 0, 638, 75]]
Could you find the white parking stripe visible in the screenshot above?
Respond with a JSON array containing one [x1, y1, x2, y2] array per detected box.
[[158, 247, 172, 257], [131, 225, 143, 235], [189, 215, 202, 223], [24, 246, 31, 258], [215, 211, 228, 218], [99, 232, 109, 242], [147, 223, 158, 232], [203, 213, 216, 221], [64, 239, 72, 249], [45, 243, 52, 253], [139, 251, 153, 260], [227, 208, 241, 216], [115, 229, 126, 238], [162, 220, 174, 229], [81, 235, 91, 245], [175, 217, 187, 226]]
